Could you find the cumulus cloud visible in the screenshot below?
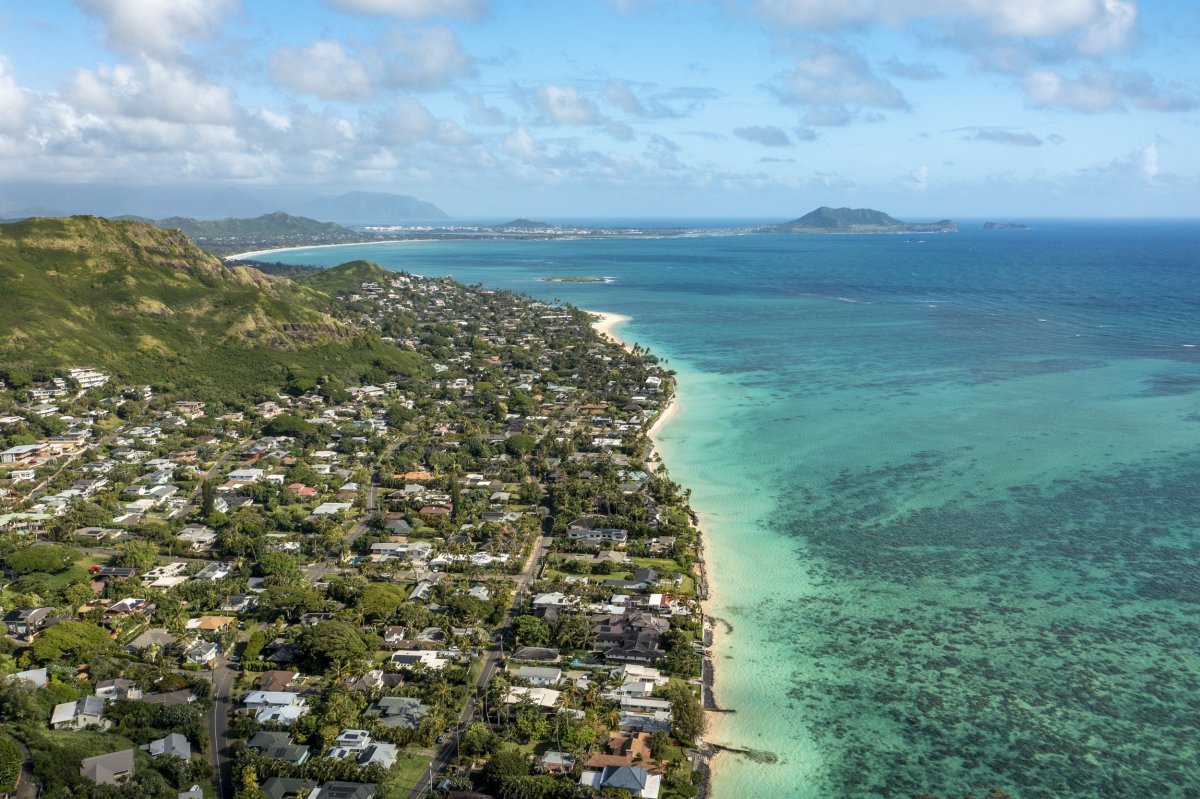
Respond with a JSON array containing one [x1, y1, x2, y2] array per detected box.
[[460, 92, 512, 126], [269, 28, 471, 100], [75, 0, 236, 59], [772, 42, 908, 125], [533, 84, 600, 125], [964, 128, 1044, 146], [733, 125, 791, 146], [1084, 142, 1159, 183], [1022, 68, 1197, 112], [67, 59, 239, 124], [0, 59, 31, 134], [385, 26, 473, 88], [368, 96, 476, 147], [752, 0, 1138, 54], [895, 164, 929, 192], [325, 0, 487, 20], [270, 41, 376, 100]]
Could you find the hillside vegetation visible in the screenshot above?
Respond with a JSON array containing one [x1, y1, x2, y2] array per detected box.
[[0, 216, 424, 401]]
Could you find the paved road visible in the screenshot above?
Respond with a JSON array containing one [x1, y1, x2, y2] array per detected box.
[[408, 531, 551, 798], [206, 660, 237, 799]]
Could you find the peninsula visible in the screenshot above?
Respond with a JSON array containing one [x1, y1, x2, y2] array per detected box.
[[767, 206, 957, 234]]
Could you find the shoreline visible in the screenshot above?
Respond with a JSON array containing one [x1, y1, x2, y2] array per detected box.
[[221, 238, 425, 262], [586, 310, 633, 354], [589, 308, 726, 794]]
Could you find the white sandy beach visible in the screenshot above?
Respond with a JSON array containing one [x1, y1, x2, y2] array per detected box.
[[586, 310, 634, 354], [589, 308, 726, 778], [222, 238, 425, 262]]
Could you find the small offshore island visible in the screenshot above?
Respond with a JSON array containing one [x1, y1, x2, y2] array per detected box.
[[0, 217, 716, 799], [765, 206, 957, 234], [540, 276, 611, 283]]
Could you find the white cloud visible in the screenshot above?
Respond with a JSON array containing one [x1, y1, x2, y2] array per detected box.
[[882, 57, 944, 81], [753, 0, 1138, 53], [384, 26, 472, 89], [604, 81, 645, 114], [67, 59, 239, 125], [534, 84, 600, 125], [895, 164, 929, 192], [772, 42, 908, 125], [0, 59, 31, 134], [369, 97, 476, 147], [1022, 68, 1195, 112], [964, 128, 1044, 146], [75, 0, 236, 59], [269, 28, 471, 100], [270, 41, 376, 100], [325, 0, 486, 20], [733, 125, 791, 146], [460, 92, 512, 126]]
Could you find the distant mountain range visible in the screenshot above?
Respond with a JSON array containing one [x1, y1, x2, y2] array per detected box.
[[286, 191, 448, 224], [0, 186, 447, 223], [769, 207, 957, 234]]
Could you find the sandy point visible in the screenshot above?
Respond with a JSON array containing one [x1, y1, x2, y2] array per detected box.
[[222, 238, 425, 262], [586, 310, 634, 354]]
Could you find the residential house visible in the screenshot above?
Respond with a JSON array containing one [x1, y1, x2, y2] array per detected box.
[[579, 765, 661, 799], [244, 691, 308, 725], [504, 686, 561, 709], [515, 666, 561, 687], [145, 733, 192, 760], [80, 749, 135, 786], [3, 607, 52, 639], [51, 696, 108, 729], [256, 670, 298, 693], [186, 641, 219, 667], [95, 678, 143, 703], [364, 696, 428, 730], [248, 731, 311, 765]]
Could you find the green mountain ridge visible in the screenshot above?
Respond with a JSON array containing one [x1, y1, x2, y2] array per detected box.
[[157, 211, 352, 239], [0, 216, 424, 401], [771, 206, 957, 233]]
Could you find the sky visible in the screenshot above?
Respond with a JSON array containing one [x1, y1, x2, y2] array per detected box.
[[0, 0, 1198, 219]]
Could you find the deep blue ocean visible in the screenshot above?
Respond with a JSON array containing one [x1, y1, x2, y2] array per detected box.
[[281, 221, 1200, 798]]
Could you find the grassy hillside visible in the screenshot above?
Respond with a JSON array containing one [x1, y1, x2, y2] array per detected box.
[[295, 259, 392, 295], [0, 216, 425, 402]]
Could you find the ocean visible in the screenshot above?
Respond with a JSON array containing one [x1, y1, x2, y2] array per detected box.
[[279, 220, 1200, 798]]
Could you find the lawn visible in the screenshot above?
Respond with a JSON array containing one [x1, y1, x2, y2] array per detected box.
[[378, 751, 432, 799]]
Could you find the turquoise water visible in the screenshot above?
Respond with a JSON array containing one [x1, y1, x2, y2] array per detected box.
[[280, 222, 1200, 798]]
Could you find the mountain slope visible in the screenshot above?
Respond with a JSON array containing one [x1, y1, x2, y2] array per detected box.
[[771, 206, 956, 233], [295, 260, 393, 296], [157, 211, 353, 239], [287, 191, 448, 224], [0, 216, 424, 400]]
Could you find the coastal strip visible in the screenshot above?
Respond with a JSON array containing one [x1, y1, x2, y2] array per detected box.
[[221, 238, 425, 262], [587, 310, 633, 354], [587, 308, 723, 797]]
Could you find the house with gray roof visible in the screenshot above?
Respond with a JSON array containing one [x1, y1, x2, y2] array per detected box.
[[80, 749, 135, 785], [364, 696, 428, 729], [51, 695, 107, 729], [145, 733, 191, 760]]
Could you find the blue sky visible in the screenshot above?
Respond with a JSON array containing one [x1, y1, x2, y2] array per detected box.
[[0, 0, 1197, 218]]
